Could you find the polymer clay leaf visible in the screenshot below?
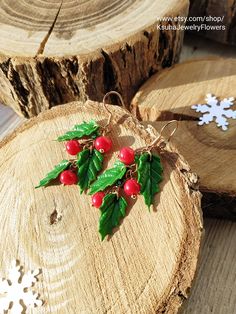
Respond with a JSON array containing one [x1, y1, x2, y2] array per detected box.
[[35, 160, 70, 188], [137, 153, 163, 208], [77, 148, 103, 193], [57, 120, 100, 142], [89, 160, 127, 194], [99, 193, 127, 240]]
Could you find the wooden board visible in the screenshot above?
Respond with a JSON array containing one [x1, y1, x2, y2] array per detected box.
[[0, 101, 203, 313], [131, 58, 236, 219], [0, 104, 24, 139], [189, 0, 236, 45], [0, 0, 189, 118], [182, 218, 236, 314]]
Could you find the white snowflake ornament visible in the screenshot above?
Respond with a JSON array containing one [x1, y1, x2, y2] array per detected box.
[[191, 94, 236, 131], [0, 260, 43, 313]]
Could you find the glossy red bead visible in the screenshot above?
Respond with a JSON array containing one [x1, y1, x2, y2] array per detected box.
[[59, 170, 78, 185], [66, 140, 81, 155], [124, 179, 141, 196], [119, 147, 135, 165], [94, 136, 112, 153], [92, 191, 105, 208]]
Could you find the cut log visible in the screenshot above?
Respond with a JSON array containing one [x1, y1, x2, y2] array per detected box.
[[188, 0, 236, 45], [0, 0, 189, 118], [131, 58, 236, 220], [0, 101, 203, 313]]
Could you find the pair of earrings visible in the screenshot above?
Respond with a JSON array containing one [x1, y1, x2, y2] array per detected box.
[[36, 91, 178, 240]]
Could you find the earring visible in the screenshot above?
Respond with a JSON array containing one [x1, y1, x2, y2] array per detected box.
[[35, 91, 125, 193], [89, 121, 178, 240]]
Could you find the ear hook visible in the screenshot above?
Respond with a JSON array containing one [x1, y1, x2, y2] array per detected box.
[[103, 91, 126, 108], [149, 120, 179, 148], [135, 120, 178, 154], [102, 91, 126, 130], [161, 120, 178, 142]]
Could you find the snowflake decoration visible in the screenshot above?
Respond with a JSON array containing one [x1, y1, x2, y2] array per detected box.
[[191, 94, 236, 131], [0, 260, 43, 313]]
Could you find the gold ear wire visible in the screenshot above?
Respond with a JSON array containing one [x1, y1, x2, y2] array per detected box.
[[103, 91, 125, 108], [135, 120, 178, 154], [102, 91, 126, 130], [150, 120, 179, 148], [160, 120, 178, 142]]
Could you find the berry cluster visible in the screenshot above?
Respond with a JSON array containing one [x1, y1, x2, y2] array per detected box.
[[36, 119, 163, 240], [91, 146, 141, 208], [59, 136, 112, 185]]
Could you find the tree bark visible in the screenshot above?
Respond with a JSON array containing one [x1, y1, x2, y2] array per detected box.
[[0, 100, 203, 313], [131, 58, 236, 220], [0, 0, 189, 118]]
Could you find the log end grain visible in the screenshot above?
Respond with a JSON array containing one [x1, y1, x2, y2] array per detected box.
[[0, 100, 203, 313]]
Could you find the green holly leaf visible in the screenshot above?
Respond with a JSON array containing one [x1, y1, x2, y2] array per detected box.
[[57, 120, 100, 142], [89, 160, 127, 194], [77, 148, 103, 193], [137, 153, 163, 208], [35, 160, 70, 188], [99, 193, 127, 240]]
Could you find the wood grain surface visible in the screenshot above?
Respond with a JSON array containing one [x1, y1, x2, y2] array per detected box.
[[1, 103, 236, 314], [131, 58, 236, 220], [0, 105, 23, 139], [0, 101, 202, 313], [182, 218, 236, 314], [0, 0, 188, 117]]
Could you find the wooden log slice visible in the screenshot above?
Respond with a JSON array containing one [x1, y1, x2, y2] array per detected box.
[[0, 0, 189, 118], [0, 101, 202, 313], [131, 58, 236, 219], [189, 0, 236, 45]]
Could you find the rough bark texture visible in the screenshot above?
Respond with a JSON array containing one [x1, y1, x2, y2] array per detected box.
[[0, 100, 203, 313], [189, 0, 236, 45], [131, 58, 236, 220], [0, 0, 189, 118]]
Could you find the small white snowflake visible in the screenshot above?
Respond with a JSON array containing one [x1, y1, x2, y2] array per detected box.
[[191, 94, 236, 131], [0, 260, 43, 313]]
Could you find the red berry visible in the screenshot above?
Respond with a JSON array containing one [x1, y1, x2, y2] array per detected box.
[[60, 170, 78, 185], [94, 136, 112, 153], [66, 140, 81, 155], [92, 192, 105, 208], [119, 147, 135, 165], [124, 179, 141, 196]]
